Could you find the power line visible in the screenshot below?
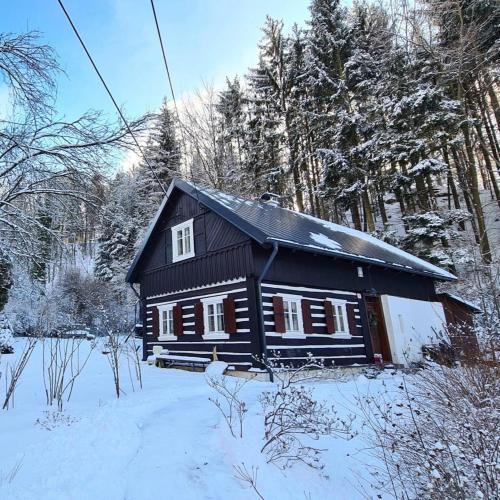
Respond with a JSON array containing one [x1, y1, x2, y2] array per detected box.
[[56, 0, 167, 195], [149, 0, 180, 119], [149, 0, 202, 204]]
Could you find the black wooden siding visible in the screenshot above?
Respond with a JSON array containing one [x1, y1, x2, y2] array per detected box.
[[254, 244, 437, 302], [261, 282, 370, 366], [144, 280, 254, 370], [136, 191, 254, 298], [142, 242, 253, 297]]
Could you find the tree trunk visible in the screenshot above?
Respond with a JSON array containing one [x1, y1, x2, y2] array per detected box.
[[484, 72, 500, 133], [474, 123, 500, 207], [350, 196, 362, 230], [362, 190, 375, 232], [451, 145, 480, 244], [461, 122, 492, 263]]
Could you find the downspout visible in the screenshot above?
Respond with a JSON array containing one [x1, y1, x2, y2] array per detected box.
[[256, 241, 279, 382], [129, 283, 145, 339]]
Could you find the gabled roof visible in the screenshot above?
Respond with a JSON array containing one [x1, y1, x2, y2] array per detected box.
[[438, 293, 481, 313], [126, 178, 457, 283]]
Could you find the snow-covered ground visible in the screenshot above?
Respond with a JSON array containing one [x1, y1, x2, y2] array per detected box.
[[0, 338, 404, 500]]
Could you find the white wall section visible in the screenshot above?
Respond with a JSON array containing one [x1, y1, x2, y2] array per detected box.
[[381, 295, 447, 365]]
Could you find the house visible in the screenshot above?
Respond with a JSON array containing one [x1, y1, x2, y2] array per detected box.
[[126, 178, 458, 373], [437, 292, 481, 354]]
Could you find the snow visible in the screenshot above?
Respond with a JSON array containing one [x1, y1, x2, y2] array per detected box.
[[296, 212, 457, 280], [0, 338, 407, 500], [309, 232, 342, 250], [205, 360, 229, 376]]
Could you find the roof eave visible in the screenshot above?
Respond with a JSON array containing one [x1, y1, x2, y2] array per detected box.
[[267, 238, 457, 282]]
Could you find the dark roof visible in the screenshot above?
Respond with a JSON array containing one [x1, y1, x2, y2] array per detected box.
[[438, 293, 482, 313], [126, 178, 457, 283]]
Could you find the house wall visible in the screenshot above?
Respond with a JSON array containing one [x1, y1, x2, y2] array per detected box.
[[136, 191, 254, 298], [144, 279, 258, 370], [260, 282, 372, 366], [133, 190, 442, 370], [380, 295, 446, 365]]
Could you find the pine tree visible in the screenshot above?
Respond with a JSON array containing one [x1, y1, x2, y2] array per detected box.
[[136, 99, 181, 216]]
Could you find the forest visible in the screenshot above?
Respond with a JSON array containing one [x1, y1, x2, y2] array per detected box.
[[0, 0, 499, 342]]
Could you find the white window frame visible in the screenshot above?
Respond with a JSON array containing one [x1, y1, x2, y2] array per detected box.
[[157, 303, 177, 341], [328, 299, 350, 337], [279, 294, 306, 339], [171, 219, 195, 263], [201, 295, 229, 340]]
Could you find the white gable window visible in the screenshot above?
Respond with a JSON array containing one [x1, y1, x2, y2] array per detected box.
[[158, 304, 176, 341], [282, 295, 304, 334], [201, 295, 229, 340], [171, 219, 195, 262], [330, 299, 348, 335]]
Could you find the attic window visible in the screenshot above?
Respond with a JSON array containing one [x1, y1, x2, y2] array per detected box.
[[172, 219, 195, 263]]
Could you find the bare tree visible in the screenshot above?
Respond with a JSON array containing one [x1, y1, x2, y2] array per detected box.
[[0, 31, 153, 268]]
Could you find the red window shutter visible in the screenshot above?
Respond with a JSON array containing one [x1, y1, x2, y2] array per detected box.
[[194, 302, 204, 335], [152, 306, 160, 337], [346, 303, 357, 335], [223, 296, 237, 334], [301, 299, 314, 334], [273, 296, 286, 333], [324, 300, 335, 334], [173, 304, 183, 336]]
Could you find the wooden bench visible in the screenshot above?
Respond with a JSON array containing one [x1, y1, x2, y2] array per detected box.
[[155, 353, 211, 372]]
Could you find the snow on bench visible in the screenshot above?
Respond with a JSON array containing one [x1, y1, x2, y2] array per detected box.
[[155, 352, 211, 371], [157, 354, 210, 363]]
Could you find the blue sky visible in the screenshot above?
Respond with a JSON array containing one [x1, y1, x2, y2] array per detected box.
[[3, 0, 311, 120]]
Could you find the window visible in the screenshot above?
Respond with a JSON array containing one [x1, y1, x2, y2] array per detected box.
[[158, 304, 176, 340], [201, 296, 228, 339], [330, 299, 348, 334], [171, 219, 195, 262], [281, 295, 304, 334]]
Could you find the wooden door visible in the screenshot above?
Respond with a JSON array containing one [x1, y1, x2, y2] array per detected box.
[[364, 295, 392, 363]]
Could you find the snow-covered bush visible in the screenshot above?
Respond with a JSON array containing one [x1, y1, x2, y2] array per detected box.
[[361, 353, 499, 499], [0, 314, 14, 354]]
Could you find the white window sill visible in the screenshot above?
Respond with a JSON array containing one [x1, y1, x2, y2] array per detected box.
[[158, 335, 177, 342], [202, 333, 230, 340], [332, 333, 352, 339], [172, 251, 195, 263], [282, 333, 307, 339]]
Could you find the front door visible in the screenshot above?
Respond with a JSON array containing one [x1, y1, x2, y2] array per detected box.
[[364, 295, 392, 363]]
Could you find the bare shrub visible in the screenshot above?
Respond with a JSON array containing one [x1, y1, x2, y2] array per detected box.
[[2, 337, 37, 410], [359, 355, 499, 499], [233, 463, 265, 500], [259, 355, 355, 470], [206, 375, 248, 438], [103, 331, 124, 398], [124, 335, 142, 391], [35, 410, 79, 430], [42, 336, 95, 411]]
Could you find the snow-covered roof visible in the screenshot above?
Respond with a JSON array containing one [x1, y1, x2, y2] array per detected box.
[[126, 178, 456, 283], [438, 293, 481, 312]]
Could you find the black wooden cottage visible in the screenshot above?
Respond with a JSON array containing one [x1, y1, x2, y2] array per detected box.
[[126, 178, 457, 372]]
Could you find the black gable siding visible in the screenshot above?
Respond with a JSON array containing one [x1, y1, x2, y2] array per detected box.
[[253, 243, 437, 301], [136, 190, 254, 298]]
